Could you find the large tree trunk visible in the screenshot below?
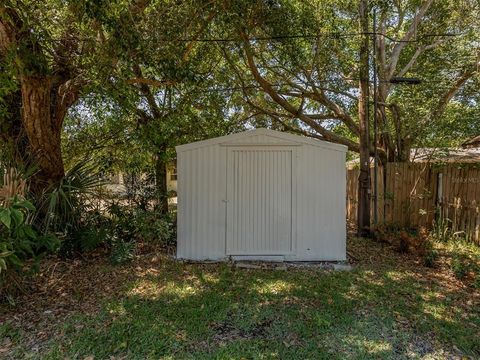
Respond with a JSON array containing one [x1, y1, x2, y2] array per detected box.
[[155, 148, 169, 215], [0, 88, 29, 164], [1, 6, 70, 192], [20, 76, 65, 190], [377, 83, 397, 162], [357, 0, 371, 237]]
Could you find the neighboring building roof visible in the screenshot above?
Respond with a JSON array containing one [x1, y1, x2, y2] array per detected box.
[[175, 128, 348, 153], [347, 147, 480, 168], [410, 147, 480, 163], [462, 135, 480, 149]]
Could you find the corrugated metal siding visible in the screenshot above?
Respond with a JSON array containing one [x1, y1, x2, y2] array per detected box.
[[177, 130, 346, 261], [177, 145, 226, 260], [294, 145, 346, 260], [226, 148, 293, 255]]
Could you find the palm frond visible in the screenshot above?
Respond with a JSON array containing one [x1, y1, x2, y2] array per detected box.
[[37, 159, 106, 233]]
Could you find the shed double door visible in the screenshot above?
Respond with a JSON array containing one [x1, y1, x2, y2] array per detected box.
[[226, 147, 294, 255]]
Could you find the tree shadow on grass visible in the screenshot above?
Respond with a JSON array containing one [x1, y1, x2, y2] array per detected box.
[[43, 249, 480, 360]]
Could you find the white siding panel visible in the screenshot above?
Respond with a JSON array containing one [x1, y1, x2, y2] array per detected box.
[[176, 145, 226, 260], [294, 145, 346, 261], [226, 148, 293, 255]]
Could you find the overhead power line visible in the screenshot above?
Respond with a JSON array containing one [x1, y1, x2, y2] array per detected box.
[[184, 79, 467, 94], [49, 31, 462, 44], [158, 32, 461, 43]]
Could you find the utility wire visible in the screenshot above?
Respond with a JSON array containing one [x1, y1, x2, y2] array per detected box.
[[155, 32, 461, 43], [48, 31, 462, 43], [177, 79, 471, 94]]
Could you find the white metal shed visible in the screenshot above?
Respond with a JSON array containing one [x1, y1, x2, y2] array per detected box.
[[175, 128, 347, 261]]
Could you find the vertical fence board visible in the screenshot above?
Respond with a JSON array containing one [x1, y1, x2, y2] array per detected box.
[[346, 162, 480, 243]]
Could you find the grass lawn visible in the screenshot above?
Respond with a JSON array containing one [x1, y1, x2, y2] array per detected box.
[[1, 237, 479, 359]]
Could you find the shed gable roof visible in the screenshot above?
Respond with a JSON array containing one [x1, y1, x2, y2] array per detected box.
[[175, 128, 347, 153]]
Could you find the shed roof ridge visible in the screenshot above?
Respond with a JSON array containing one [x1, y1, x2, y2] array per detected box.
[[176, 128, 347, 153]]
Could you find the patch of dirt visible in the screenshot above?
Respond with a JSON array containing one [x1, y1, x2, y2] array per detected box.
[[191, 315, 275, 353], [210, 318, 273, 343]]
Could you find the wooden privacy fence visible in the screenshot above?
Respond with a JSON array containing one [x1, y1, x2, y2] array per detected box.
[[346, 163, 480, 243]]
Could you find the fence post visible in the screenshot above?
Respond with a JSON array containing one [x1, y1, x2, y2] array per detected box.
[[435, 172, 443, 226], [437, 172, 443, 203]]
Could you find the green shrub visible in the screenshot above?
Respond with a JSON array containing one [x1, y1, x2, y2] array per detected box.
[[60, 224, 109, 257], [104, 203, 175, 263], [431, 217, 452, 243], [133, 210, 174, 244], [24, 159, 176, 259], [0, 197, 59, 294], [107, 203, 175, 245], [33, 160, 111, 257], [0, 198, 39, 274], [451, 253, 471, 279], [423, 242, 439, 268], [109, 237, 136, 265], [473, 275, 480, 290], [57, 207, 112, 257], [36, 160, 106, 235]]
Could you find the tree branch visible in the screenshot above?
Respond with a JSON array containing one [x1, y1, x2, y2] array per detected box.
[[132, 63, 163, 119], [396, 39, 442, 78], [388, 0, 434, 78], [0, 5, 18, 54], [126, 78, 177, 87], [431, 63, 479, 120], [182, 9, 216, 62], [240, 32, 362, 140]]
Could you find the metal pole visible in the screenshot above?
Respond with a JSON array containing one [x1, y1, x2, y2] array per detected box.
[[372, 8, 378, 225]]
